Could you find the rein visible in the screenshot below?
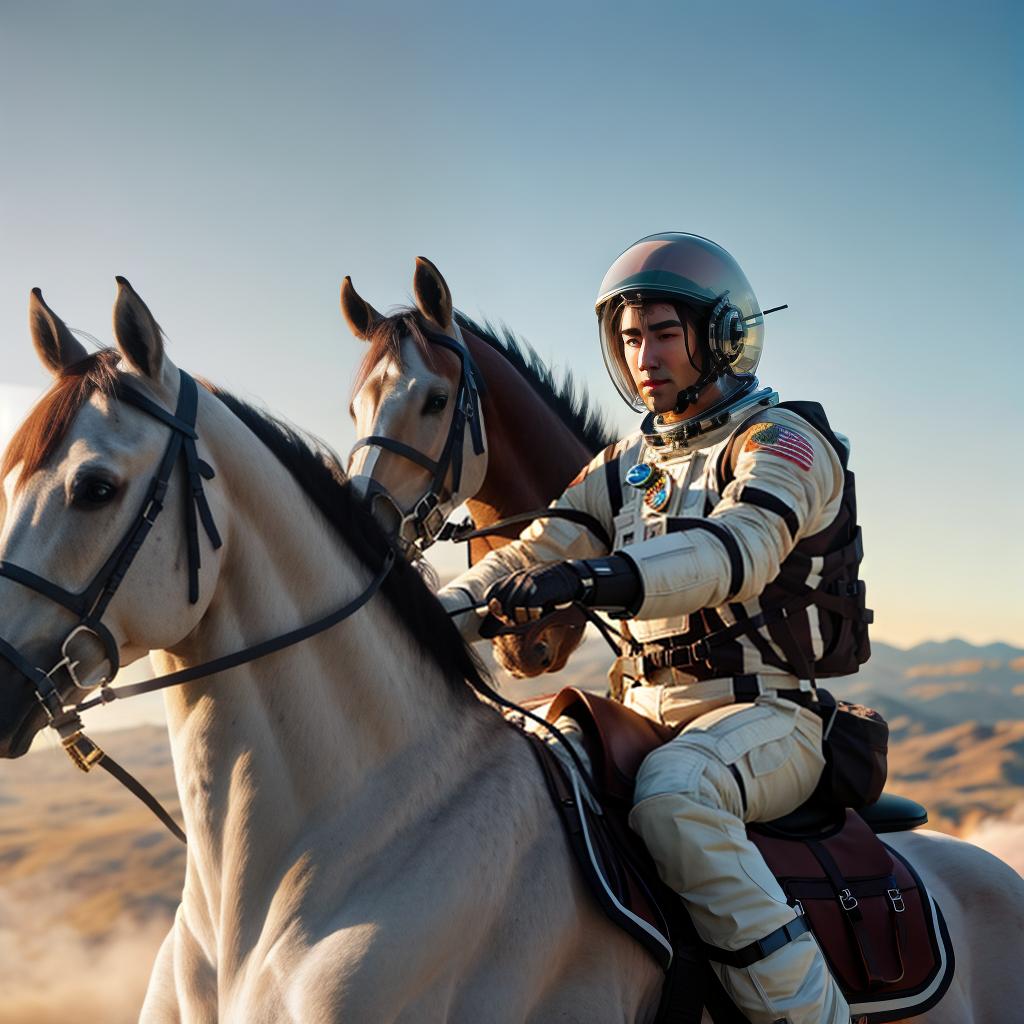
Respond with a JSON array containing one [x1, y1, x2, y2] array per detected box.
[[0, 369, 395, 844], [349, 330, 486, 558]]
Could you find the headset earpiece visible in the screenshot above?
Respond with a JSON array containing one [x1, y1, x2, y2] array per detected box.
[[708, 291, 747, 363]]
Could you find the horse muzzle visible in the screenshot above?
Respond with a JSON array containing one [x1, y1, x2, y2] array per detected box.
[[350, 474, 449, 560], [0, 673, 48, 758]]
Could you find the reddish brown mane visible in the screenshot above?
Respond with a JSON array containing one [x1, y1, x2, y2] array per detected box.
[[2, 349, 121, 490], [351, 310, 453, 396]]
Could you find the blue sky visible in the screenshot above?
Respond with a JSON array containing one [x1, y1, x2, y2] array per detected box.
[[1, 0, 1021, 648]]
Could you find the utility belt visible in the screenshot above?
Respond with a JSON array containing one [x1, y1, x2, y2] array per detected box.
[[634, 637, 818, 707], [614, 657, 818, 712], [639, 633, 718, 675]]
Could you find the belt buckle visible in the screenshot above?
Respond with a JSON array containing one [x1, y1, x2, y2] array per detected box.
[[888, 887, 905, 913], [839, 888, 859, 912]]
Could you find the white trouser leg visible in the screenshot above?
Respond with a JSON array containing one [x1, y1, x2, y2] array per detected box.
[[629, 697, 850, 1024]]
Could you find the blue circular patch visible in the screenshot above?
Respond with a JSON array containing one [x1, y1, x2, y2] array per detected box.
[[625, 463, 654, 489]]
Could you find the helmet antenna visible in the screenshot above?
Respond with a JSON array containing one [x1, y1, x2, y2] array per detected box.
[[743, 304, 788, 324]]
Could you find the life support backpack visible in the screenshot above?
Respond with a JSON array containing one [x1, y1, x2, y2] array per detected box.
[[678, 400, 873, 683]]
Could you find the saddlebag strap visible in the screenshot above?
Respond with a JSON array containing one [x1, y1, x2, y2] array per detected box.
[[703, 915, 809, 968], [807, 838, 906, 987]]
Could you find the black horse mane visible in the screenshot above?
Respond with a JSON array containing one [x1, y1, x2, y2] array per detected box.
[[206, 383, 485, 703], [454, 311, 615, 456]]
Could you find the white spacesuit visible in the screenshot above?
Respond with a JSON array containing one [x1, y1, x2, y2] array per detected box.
[[441, 233, 869, 1024]]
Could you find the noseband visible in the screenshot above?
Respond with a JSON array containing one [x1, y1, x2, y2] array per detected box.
[[349, 330, 486, 558], [0, 369, 394, 842]]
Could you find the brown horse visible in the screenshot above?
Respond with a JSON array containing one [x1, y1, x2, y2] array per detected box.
[[343, 257, 615, 676]]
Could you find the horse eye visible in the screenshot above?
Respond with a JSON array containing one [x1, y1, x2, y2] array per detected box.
[[423, 393, 449, 415], [72, 476, 120, 508]]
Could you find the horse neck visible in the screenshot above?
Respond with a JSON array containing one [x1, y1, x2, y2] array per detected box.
[[462, 332, 592, 533], [152, 406, 492, 936]]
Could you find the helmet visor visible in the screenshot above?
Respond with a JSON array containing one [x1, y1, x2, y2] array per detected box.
[[596, 233, 765, 409]]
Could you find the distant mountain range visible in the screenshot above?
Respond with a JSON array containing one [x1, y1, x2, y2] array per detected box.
[[840, 639, 1024, 832], [835, 638, 1024, 733]]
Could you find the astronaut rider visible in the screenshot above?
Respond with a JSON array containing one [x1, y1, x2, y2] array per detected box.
[[440, 232, 867, 1024]]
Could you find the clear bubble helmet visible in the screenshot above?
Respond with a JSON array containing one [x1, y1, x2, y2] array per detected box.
[[596, 232, 765, 414]]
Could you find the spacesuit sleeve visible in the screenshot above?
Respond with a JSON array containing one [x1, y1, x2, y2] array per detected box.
[[438, 441, 625, 641], [621, 411, 846, 620]]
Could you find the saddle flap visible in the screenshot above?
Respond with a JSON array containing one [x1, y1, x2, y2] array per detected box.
[[525, 733, 677, 971], [545, 686, 677, 804], [748, 810, 955, 1015]]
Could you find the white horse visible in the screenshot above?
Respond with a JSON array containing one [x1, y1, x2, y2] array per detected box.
[[0, 282, 1019, 1023]]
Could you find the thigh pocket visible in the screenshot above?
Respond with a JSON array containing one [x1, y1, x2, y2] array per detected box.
[[683, 702, 800, 766], [747, 735, 791, 776]]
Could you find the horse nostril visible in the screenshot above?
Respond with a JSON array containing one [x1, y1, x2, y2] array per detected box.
[[534, 641, 550, 668]]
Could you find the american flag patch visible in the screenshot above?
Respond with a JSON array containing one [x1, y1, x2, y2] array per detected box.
[[744, 423, 814, 471]]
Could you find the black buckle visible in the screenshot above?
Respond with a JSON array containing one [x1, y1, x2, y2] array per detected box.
[[689, 637, 711, 662]]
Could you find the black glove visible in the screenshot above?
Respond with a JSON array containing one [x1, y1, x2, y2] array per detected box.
[[483, 555, 643, 629]]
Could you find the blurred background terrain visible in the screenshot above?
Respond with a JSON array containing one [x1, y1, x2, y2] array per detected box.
[[0, 636, 1021, 1023]]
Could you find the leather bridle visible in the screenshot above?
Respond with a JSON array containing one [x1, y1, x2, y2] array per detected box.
[[349, 330, 486, 558], [0, 368, 394, 843]]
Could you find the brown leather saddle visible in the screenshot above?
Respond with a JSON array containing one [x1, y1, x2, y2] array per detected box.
[[534, 687, 955, 1024]]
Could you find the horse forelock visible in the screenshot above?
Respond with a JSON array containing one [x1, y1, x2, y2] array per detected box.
[[350, 310, 457, 401], [1, 349, 121, 491]]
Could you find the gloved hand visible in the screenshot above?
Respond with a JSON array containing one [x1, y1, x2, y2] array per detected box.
[[483, 555, 642, 631]]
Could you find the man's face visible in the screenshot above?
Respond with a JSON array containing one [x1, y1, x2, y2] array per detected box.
[[620, 302, 703, 414]]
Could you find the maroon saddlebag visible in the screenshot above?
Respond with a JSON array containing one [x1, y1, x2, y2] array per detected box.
[[748, 810, 955, 1022]]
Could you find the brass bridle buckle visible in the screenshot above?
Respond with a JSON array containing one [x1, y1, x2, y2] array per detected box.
[[61, 729, 105, 772], [32, 624, 111, 772], [33, 675, 105, 773]]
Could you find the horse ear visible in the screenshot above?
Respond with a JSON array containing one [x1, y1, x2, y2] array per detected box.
[[29, 288, 88, 376], [340, 276, 383, 341], [112, 276, 166, 380], [413, 257, 453, 332]]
